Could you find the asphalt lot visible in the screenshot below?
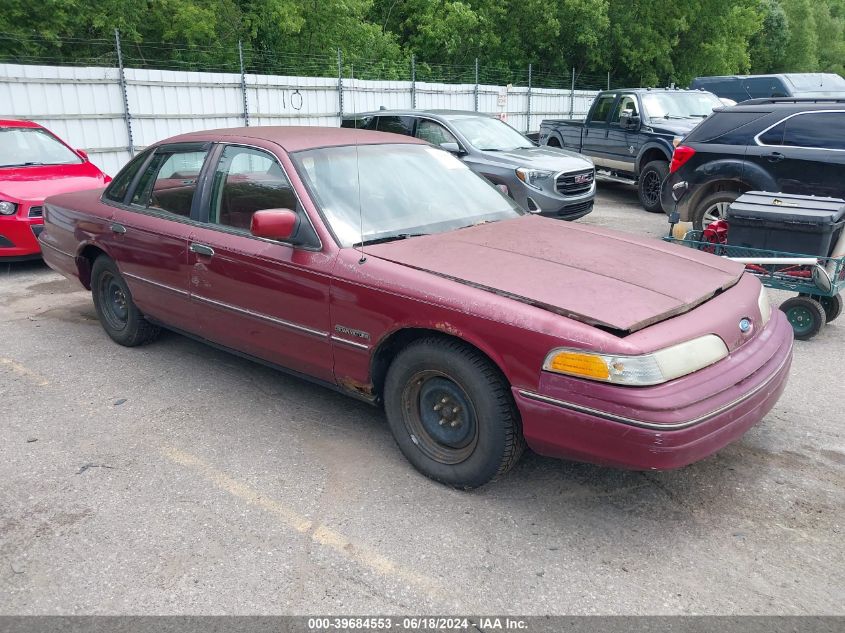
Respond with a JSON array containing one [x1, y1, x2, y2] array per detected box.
[[1, 182, 843, 615]]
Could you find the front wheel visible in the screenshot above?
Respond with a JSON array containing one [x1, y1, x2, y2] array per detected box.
[[383, 337, 524, 489], [780, 296, 826, 340], [638, 160, 669, 213], [91, 255, 160, 346]]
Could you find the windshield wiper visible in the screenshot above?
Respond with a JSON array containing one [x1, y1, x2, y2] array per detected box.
[[0, 161, 47, 167], [662, 114, 689, 120], [356, 232, 428, 246]]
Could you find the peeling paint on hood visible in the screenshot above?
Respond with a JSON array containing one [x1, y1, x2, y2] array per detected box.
[[364, 215, 744, 333]]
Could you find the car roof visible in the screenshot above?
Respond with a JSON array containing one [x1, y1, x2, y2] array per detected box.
[[0, 119, 43, 129], [158, 126, 427, 152], [717, 101, 845, 114], [344, 109, 490, 119]]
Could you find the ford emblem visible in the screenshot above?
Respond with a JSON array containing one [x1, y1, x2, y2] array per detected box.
[[739, 318, 752, 333]]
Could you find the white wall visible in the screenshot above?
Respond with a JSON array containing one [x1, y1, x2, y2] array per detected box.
[[1, 63, 598, 175]]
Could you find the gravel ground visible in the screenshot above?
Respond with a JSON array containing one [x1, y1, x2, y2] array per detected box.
[[0, 183, 843, 615]]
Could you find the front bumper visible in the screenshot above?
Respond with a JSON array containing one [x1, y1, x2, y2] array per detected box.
[[514, 310, 793, 470], [0, 212, 43, 259], [516, 182, 596, 221]]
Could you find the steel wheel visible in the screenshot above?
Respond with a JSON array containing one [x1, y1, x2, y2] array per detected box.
[[98, 271, 129, 332], [400, 370, 479, 465]]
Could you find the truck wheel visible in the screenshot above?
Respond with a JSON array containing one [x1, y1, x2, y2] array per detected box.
[[638, 160, 669, 213], [692, 190, 741, 230], [91, 255, 161, 347], [547, 137, 561, 147], [780, 296, 826, 340], [383, 337, 524, 489]]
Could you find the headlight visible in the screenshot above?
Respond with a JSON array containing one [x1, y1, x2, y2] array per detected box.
[[0, 200, 18, 215], [515, 167, 554, 190], [543, 335, 729, 386], [758, 286, 771, 326]]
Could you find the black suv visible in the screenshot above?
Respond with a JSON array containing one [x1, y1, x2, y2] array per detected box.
[[662, 98, 845, 228]]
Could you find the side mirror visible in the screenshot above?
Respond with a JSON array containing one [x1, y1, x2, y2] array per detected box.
[[76, 149, 89, 161], [251, 208, 300, 242], [440, 142, 465, 155], [619, 112, 640, 129]]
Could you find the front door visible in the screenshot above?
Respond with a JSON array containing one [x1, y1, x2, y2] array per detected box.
[[605, 93, 639, 173], [582, 93, 617, 168], [188, 144, 334, 381]]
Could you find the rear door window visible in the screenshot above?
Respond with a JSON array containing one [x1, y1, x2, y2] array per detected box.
[[131, 148, 208, 217], [782, 112, 845, 150]]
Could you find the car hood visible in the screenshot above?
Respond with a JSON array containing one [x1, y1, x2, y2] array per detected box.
[[365, 215, 744, 333], [645, 119, 703, 136], [477, 146, 593, 171], [0, 162, 108, 202]]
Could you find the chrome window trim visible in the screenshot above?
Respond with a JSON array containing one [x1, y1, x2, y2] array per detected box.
[[753, 109, 845, 152], [518, 348, 790, 431]]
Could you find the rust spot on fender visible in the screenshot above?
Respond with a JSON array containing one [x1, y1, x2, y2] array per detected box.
[[434, 322, 461, 336]]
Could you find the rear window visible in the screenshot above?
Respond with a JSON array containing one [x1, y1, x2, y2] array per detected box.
[[683, 111, 772, 144]]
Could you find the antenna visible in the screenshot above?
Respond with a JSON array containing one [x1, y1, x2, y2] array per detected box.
[[349, 63, 367, 264]]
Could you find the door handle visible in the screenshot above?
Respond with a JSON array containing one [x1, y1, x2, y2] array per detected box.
[[766, 152, 785, 163], [189, 243, 215, 257], [110, 223, 126, 234]]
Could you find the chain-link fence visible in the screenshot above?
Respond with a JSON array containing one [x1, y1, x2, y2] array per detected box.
[[0, 30, 615, 174]]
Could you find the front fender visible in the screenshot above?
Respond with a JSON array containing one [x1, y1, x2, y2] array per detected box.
[[635, 140, 673, 174]]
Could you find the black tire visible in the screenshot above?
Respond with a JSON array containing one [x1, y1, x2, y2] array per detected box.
[[820, 293, 843, 323], [692, 190, 741, 230], [779, 296, 826, 340], [91, 255, 160, 347], [638, 160, 669, 213], [546, 137, 561, 147], [383, 337, 524, 489]]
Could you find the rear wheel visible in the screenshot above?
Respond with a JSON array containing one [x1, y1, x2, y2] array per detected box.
[[638, 160, 669, 213], [692, 190, 741, 230], [383, 337, 524, 489], [91, 256, 160, 346], [780, 296, 826, 340]]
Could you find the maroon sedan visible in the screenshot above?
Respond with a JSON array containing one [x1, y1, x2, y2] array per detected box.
[[39, 127, 793, 488]]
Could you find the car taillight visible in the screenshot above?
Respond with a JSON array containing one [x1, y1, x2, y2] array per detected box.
[[669, 145, 695, 174]]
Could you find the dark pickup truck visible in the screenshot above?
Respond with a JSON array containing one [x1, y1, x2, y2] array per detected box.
[[539, 88, 723, 212]]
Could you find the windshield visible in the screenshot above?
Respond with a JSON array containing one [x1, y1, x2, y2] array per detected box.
[[447, 116, 534, 151], [0, 127, 82, 168], [641, 92, 723, 119], [293, 144, 523, 247]]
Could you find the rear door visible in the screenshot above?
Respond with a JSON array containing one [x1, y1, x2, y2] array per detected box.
[[582, 93, 617, 166], [187, 143, 334, 381], [747, 111, 845, 199], [103, 142, 211, 333]]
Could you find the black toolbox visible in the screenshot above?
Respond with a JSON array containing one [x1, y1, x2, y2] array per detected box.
[[726, 192, 845, 256]]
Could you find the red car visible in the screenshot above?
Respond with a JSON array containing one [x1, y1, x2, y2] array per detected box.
[[0, 119, 110, 260], [39, 127, 794, 488]]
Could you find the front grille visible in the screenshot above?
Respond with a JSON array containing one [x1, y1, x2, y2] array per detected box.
[[28, 206, 43, 218], [556, 169, 595, 196], [561, 200, 593, 216]]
